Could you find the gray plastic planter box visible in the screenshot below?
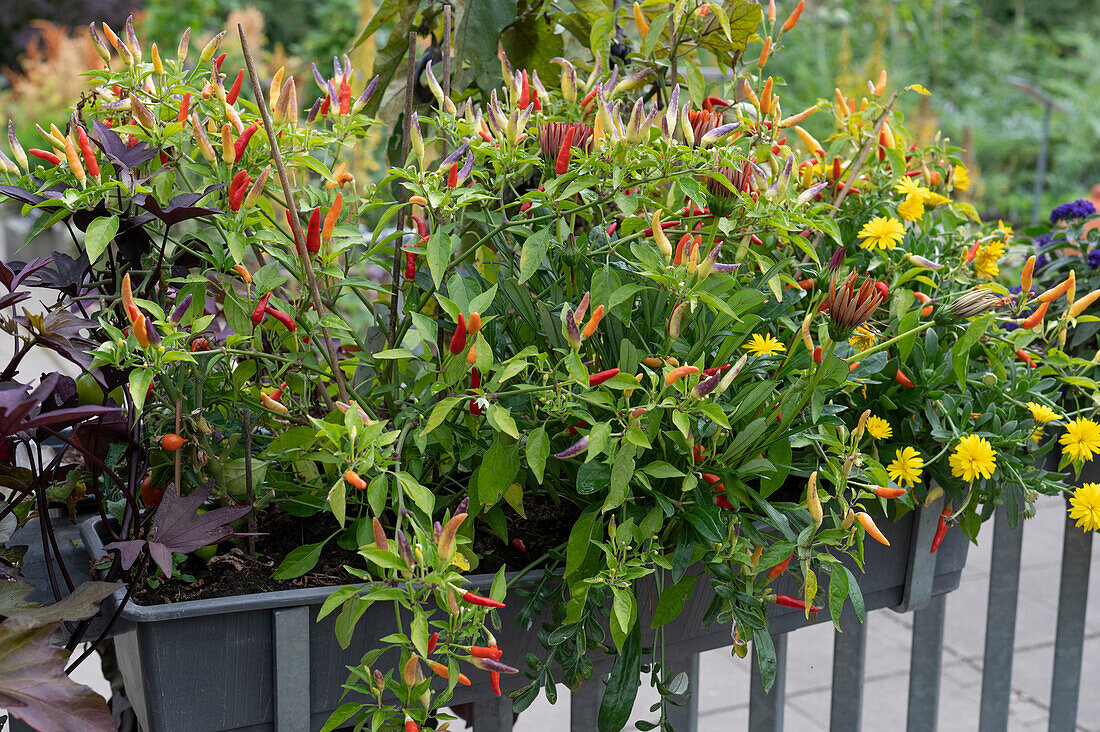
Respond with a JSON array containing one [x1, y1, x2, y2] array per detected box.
[[80, 504, 967, 732]]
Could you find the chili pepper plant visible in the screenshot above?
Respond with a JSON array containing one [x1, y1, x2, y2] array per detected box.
[[0, 2, 1077, 731]]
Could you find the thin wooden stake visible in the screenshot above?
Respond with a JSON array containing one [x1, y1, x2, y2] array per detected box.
[[440, 6, 452, 159], [173, 398, 182, 495], [237, 25, 347, 407], [244, 409, 256, 556]]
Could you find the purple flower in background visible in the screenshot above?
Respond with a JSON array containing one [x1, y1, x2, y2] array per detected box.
[[1035, 233, 1054, 250], [1089, 250, 1100, 270], [1050, 199, 1096, 224], [1035, 253, 1049, 270], [1003, 284, 1037, 332]]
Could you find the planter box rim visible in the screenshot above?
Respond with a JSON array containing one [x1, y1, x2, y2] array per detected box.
[[79, 516, 501, 623]]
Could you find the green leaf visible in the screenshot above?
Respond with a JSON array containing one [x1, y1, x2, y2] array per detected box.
[[477, 436, 520, 507], [586, 422, 611, 462], [952, 312, 993, 391], [576, 460, 611, 494], [420, 397, 461, 437], [597, 624, 641, 732], [842, 566, 866, 622], [603, 443, 636, 512], [650, 575, 697, 628], [753, 629, 778, 692], [641, 462, 684, 479], [272, 539, 327, 579], [84, 216, 119, 265], [426, 230, 453, 288], [828, 564, 849, 629], [317, 586, 360, 621], [519, 228, 552, 283], [328, 480, 346, 527], [358, 548, 407, 571], [127, 369, 153, 414], [396, 472, 435, 515], [411, 614, 429, 657], [319, 703, 364, 732], [565, 508, 599, 580], [525, 426, 550, 484], [373, 348, 415, 360], [487, 403, 519, 439]]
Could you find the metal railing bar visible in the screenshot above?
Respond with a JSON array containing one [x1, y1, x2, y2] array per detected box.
[[571, 673, 602, 730], [663, 652, 700, 732], [272, 606, 311, 732], [829, 612, 867, 731], [977, 504, 1024, 732], [906, 593, 946, 732], [473, 696, 514, 731], [748, 634, 787, 732], [1047, 508, 1093, 732]]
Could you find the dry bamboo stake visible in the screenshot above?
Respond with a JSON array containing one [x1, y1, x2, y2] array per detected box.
[[387, 29, 418, 350], [244, 409, 256, 556], [173, 398, 182, 495], [237, 25, 347, 407], [440, 6, 452, 159]]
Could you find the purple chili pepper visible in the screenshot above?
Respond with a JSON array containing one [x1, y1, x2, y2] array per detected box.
[[565, 308, 581, 349], [311, 62, 337, 101], [554, 435, 588, 459], [440, 139, 470, 168], [434, 521, 443, 541], [475, 657, 520, 674], [456, 149, 473, 185], [170, 293, 193, 323], [712, 263, 741, 274], [691, 370, 721, 399], [828, 246, 847, 271], [699, 122, 740, 146], [396, 529, 414, 568], [333, 56, 342, 82], [353, 76, 380, 113], [143, 315, 161, 346], [456, 497, 470, 514], [306, 98, 322, 123]]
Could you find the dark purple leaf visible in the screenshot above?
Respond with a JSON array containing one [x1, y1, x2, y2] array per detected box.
[[104, 480, 254, 577], [90, 119, 160, 171], [0, 292, 30, 310], [0, 580, 121, 623], [0, 184, 46, 207], [14, 311, 99, 369], [130, 184, 226, 226], [22, 251, 91, 296], [0, 255, 54, 292], [0, 375, 116, 438], [0, 617, 116, 732]]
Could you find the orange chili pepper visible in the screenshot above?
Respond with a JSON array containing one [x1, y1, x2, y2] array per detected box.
[[767, 550, 794, 581], [344, 470, 367, 489], [233, 264, 252, 283], [1015, 348, 1035, 368], [468, 311, 482, 335], [856, 512, 890, 546], [581, 305, 604, 339], [782, 0, 804, 31], [322, 192, 342, 241], [1018, 301, 1049, 329], [665, 365, 699, 385], [674, 233, 691, 266], [410, 195, 428, 206], [1038, 274, 1073, 303], [161, 433, 187, 451], [874, 486, 907, 499], [895, 369, 915, 388], [428, 660, 471, 686]]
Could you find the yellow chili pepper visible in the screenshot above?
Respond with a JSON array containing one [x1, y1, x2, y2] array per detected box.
[[652, 211, 673, 258], [633, 2, 649, 41], [1069, 288, 1100, 319], [1020, 255, 1035, 295], [807, 472, 822, 529], [1039, 274, 1074, 303], [220, 123, 234, 163]]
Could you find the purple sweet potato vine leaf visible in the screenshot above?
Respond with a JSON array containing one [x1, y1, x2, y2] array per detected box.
[[104, 480, 253, 576], [0, 617, 115, 732]]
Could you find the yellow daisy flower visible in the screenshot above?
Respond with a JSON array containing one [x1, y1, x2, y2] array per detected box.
[[949, 434, 997, 483], [1068, 482, 1100, 532], [858, 216, 906, 251], [974, 239, 1006, 279], [848, 325, 877, 352], [996, 219, 1014, 242], [895, 177, 931, 202], [1060, 418, 1100, 463], [1030, 426, 1046, 444], [1026, 402, 1061, 424], [866, 415, 892, 440], [744, 333, 786, 357], [925, 192, 951, 206], [953, 164, 971, 192], [887, 446, 924, 487], [897, 194, 925, 222]]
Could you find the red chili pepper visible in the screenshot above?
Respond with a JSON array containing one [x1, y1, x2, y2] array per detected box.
[[214, 52, 227, 72], [556, 126, 575, 175], [702, 364, 731, 376], [76, 126, 99, 177], [411, 216, 429, 240], [580, 85, 599, 108], [405, 247, 417, 281], [773, 594, 820, 612], [531, 86, 542, 111], [29, 148, 61, 165], [284, 208, 303, 254], [462, 590, 505, 608], [270, 382, 286, 400], [831, 156, 842, 181], [767, 551, 794, 581], [233, 123, 259, 162], [228, 169, 250, 211], [319, 95, 331, 115], [190, 337, 209, 352], [674, 233, 692, 266], [511, 538, 527, 553], [447, 163, 458, 188], [405, 719, 418, 732], [305, 206, 321, 254], [606, 221, 618, 237], [813, 346, 823, 363], [252, 292, 272, 324], [488, 641, 502, 696], [469, 645, 504, 660], [426, 632, 438, 655], [875, 281, 889, 301], [643, 219, 679, 237], [518, 70, 530, 109], [450, 314, 468, 354], [1016, 348, 1036, 368], [589, 368, 620, 387], [226, 69, 244, 105], [469, 367, 482, 415], [693, 444, 705, 464], [177, 92, 190, 122], [265, 306, 296, 331], [1019, 301, 1050, 329], [894, 369, 915, 388], [338, 77, 352, 115], [931, 508, 950, 553], [161, 433, 187, 451]]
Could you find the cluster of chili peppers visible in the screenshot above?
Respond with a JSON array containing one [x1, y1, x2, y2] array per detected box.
[[251, 291, 296, 331]]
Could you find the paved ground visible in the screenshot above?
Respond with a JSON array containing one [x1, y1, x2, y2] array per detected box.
[[512, 493, 1100, 731]]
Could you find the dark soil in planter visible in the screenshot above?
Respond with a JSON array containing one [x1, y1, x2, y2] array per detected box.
[[128, 497, 582, 605]]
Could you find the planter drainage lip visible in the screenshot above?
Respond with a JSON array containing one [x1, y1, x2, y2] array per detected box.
[[79, 516, 499, 622]]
